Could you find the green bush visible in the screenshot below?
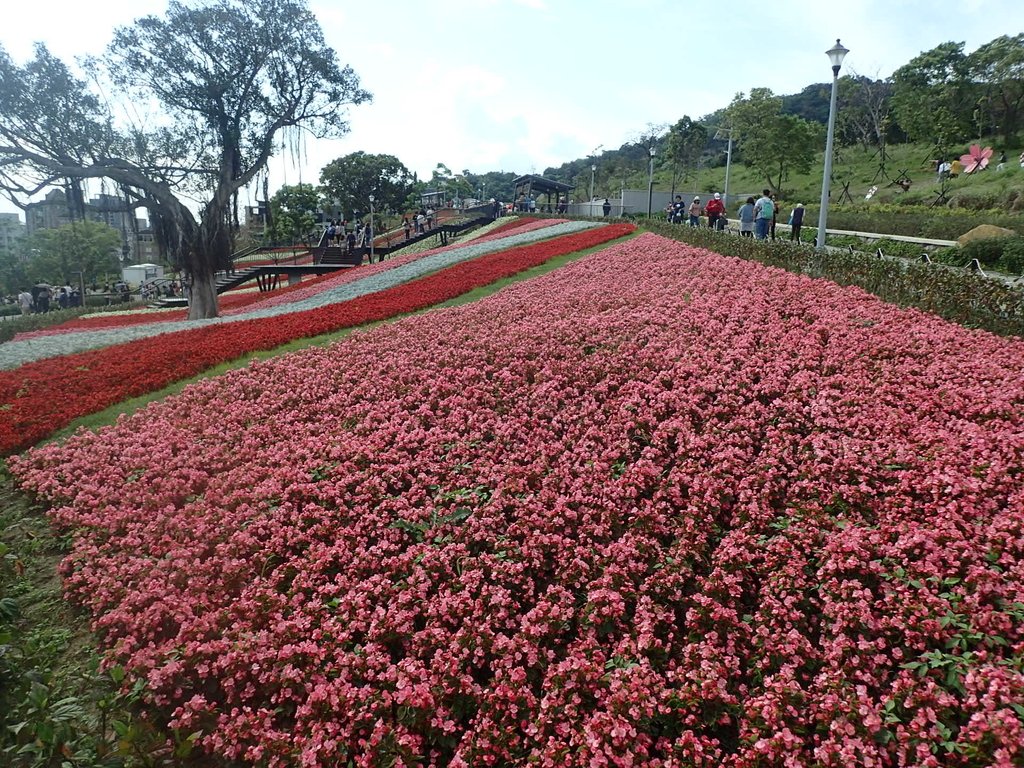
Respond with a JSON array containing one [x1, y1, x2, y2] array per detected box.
[[823, 204, 1024, 240], [960, 237, 1013, 268], [0, 304, 20, 318], [998, 237, 1024, 275], [874, 238, 931, 260], [931, 247, 966, 267]]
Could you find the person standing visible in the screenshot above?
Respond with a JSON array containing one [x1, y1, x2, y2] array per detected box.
[[670, 195, 684, 223], [789, 202, 805, 242], [753, 189, 774, 240], [738, 197, 755, 238], [18, 288, 32, 315], [688, 196, 701, 227], [36, 285, 51, 312], [602, 198, 612, 217], [705, 193, 725, 229]]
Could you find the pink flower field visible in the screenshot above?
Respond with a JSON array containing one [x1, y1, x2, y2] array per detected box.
[[10, 232, 1024, 767]]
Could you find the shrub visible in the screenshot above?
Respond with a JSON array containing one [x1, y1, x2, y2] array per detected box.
[[960, 237, 1013, 268], [823, 204, 1024, 239], [873, 238, 930, 260], [998, 236, 1024, 275]]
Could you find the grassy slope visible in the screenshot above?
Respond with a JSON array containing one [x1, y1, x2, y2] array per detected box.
[[608, 140, 1024, 221]]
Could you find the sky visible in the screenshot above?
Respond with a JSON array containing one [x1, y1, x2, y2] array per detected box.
[[1, 0, 1022, 218]]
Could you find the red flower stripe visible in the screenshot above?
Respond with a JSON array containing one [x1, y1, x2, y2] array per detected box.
[[0, 223, 633, 455]]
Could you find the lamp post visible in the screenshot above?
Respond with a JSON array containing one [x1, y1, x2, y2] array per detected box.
[[368, 194, 375, 263], [714, 127, 734, 210], [647, 147, 656, 218], [816, 39, 849, 250], [589, 164, 596, 203]]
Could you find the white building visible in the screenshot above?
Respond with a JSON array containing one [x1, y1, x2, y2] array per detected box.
[[122, 263, 164, 286]]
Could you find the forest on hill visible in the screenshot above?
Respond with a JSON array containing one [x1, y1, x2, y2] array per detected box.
[[536, 34, 1023, 205]]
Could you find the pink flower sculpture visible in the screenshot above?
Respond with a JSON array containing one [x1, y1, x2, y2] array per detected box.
[[960, 143, 993, 173]]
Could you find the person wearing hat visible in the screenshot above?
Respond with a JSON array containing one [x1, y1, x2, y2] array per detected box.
[[688, 196, 702, 227], [789, 202, 806, 242], [705, 192, 725, 230]]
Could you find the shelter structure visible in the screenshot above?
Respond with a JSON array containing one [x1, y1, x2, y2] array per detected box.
[[511, 174, 574, 213], [419, 189, 448, 209]]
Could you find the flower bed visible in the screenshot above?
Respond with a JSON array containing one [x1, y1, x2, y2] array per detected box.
[[0, 223, 633, 454], [13, 287, 292, 339], [11, 233, 1024, 766], [2, 218, 577, 348]]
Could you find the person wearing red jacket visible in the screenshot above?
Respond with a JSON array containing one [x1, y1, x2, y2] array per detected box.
[[705, 192, 725, 229]]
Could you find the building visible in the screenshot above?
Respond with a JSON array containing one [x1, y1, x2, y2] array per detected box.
[[24, 188, 154, 264], [135, 228, 161, 263], [0, 212, 26, 255], [25, 189, 73, 236]]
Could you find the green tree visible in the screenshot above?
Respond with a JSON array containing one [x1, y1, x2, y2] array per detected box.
[[320, 152, 415, 219], [267, 183, 320, 245], [891, 42, 972, 154], [727, 88, 823, 194], [25, 220, 120, 285], [966, 34, 1024, 145], [459, 170, 517, 203], [426, 163, 472, 205], [0, 0, 370, 319], [665, 116, 708, 195]]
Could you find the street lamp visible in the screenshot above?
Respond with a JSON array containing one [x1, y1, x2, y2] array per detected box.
[[816, 38, 849, 250], [372, 192, 380, 264], [647, 146, 656, 218], [714, 127, 734, 210], [590, 164, 597, 202]]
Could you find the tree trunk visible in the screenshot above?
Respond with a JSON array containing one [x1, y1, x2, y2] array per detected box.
[[188, 273, 219, 320]]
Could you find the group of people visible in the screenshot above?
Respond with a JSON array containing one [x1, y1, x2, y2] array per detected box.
[[666, 190, 805, 241], [324, 207, 441, 256], [401, 208, 436, 239], [325, 219, 373, 252], [666, 192, 729, 229], [16, 284, 83, 314], [738, 191, 805, 241]]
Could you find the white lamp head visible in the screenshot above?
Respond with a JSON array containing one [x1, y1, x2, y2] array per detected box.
[[827, 39, 849, 74]]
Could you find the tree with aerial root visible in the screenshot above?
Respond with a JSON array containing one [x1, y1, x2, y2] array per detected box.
[[0, 0, 371, 319]]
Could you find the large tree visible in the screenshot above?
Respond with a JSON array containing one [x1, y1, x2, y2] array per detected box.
[[891, 42, 972, 154], [0, 0, 370, 319], [966, 34, 1024, 145], [320, 152, 415, 219], [727, 89, 823, 194], [267, 183, 321, 245]]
